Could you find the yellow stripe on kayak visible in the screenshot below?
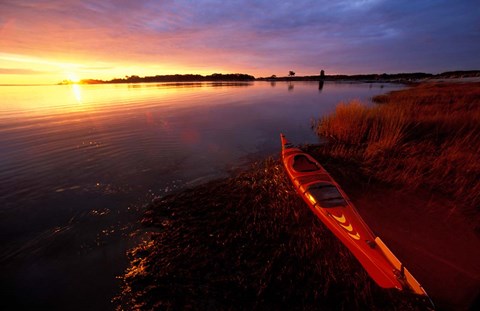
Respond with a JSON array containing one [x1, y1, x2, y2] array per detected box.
[[340, 223, 353, 232], [332, 213, 346, 223], [348, 232, 361, 240]]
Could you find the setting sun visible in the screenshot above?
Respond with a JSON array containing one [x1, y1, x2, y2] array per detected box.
[[66, 72, 80, 83]]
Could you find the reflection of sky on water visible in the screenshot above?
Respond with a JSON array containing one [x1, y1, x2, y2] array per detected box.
[[1, 81, 403, 206], [0, 81, 404, 209]]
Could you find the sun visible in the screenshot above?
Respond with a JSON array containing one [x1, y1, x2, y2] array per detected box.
[[66, 72, 81, 83]]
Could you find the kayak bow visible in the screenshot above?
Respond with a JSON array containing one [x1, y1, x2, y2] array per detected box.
[[280, 134, 429, 297]]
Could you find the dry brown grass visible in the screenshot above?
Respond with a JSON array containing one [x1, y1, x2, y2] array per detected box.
[[316, 82, 480, 219]]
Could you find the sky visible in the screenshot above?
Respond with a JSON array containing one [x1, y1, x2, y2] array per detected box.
[[0, 0, 479, 84]]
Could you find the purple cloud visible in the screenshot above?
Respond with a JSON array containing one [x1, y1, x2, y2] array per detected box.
[[1, 0, 478, 76]]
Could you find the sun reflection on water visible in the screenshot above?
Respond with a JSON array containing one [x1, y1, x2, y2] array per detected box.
[[72, 84, 82, 103]]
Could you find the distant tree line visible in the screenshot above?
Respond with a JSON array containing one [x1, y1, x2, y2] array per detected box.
[[76, 73, 255, 84], [257, 70, 480, 82], [435, 70, 480, 78], [61, 70, 480, 85], [258, 72, 433, 82]]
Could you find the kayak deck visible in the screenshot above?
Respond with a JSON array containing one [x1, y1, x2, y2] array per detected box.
[[280, 134, 429, 297]]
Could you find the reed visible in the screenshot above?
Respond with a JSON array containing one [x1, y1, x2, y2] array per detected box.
[[316, 82, 480, 218]]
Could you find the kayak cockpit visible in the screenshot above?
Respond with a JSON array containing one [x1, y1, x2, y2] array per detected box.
[[292, 154, 320, 172], [305, 182, 348, 208]]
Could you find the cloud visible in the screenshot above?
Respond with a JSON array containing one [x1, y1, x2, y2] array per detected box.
[[0, 68, 50, 75], [0, 0, 479, 77]]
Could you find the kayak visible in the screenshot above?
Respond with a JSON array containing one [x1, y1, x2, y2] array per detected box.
[[280, 134, 428, 296]]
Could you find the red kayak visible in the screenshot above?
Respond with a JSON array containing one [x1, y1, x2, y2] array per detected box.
[[280, 134, 428, 296]]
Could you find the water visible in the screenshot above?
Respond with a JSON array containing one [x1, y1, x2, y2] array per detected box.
[[0, 81, 402, 310]]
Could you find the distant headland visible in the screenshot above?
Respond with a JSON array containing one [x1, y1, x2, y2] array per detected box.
[[58, 70, 480, 85]]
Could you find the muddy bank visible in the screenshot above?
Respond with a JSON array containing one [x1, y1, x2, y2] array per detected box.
[[115, 158, 430, 310]]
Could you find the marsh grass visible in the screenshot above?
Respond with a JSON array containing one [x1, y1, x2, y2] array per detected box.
[[114, 82, 478, 310], [115, 159, 427, 310], [316, 82, 480, 219]]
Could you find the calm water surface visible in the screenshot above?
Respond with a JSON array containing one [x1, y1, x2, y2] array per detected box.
[[0, 81, 402, 310]]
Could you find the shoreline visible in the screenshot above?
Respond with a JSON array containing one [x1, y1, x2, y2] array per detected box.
[[52, 71, 480, 86], [2, 75, 477, 87], [115, 81, 480, 310]]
